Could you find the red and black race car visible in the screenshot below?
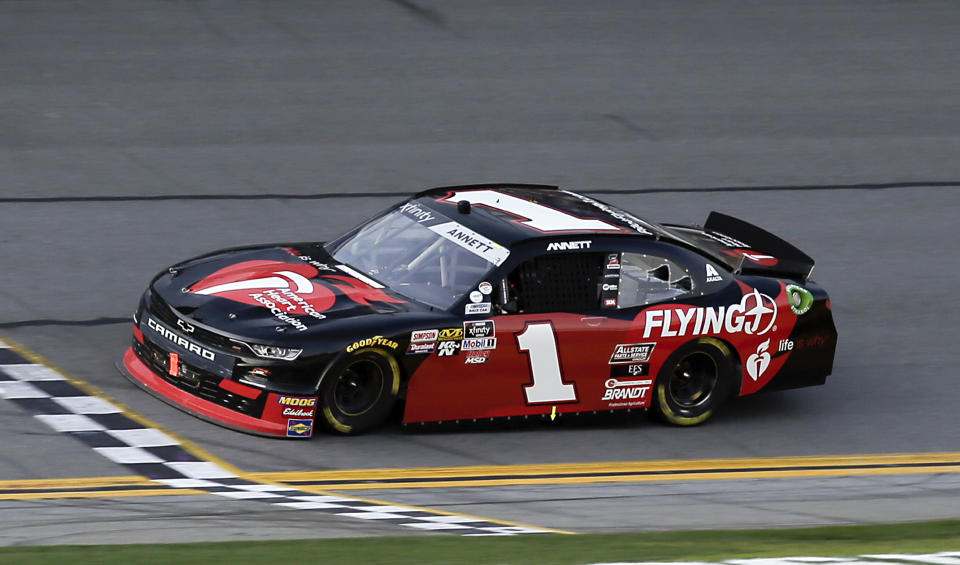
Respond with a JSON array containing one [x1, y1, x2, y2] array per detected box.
[[118, 184, 837, 438]]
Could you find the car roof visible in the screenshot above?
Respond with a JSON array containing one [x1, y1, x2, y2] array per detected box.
[[411, 184, 676, 247]]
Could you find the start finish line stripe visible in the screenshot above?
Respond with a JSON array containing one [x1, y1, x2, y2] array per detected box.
[[0, 334, 564, 536]]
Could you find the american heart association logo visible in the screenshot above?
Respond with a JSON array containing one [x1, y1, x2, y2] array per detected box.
[[746, 339, 771, 381]]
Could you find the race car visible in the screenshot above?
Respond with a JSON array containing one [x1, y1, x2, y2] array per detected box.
[[118, 184, 837, 438]]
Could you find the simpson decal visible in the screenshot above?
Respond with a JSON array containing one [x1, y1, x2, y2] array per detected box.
[[410, 329, 439, 343]]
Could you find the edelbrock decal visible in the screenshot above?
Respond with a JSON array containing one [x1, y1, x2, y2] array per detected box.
[[642, 289, 778, 339]]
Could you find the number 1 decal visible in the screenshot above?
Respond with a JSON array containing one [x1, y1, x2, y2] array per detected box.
[[516, 322, 578, 404], [445, 190, 621, 233]]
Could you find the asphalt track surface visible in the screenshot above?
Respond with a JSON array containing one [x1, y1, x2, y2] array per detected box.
[[1, 0, 959, 546]]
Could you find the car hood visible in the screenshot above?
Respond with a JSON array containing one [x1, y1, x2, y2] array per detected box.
[[149, 243, 427, 343]]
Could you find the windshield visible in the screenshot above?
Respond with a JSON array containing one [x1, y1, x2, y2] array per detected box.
[[326, 209, 501, 309]]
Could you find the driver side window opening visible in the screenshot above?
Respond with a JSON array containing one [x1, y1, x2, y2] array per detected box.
[[506, 253, 605, 313], [617, 253, 695, 308]]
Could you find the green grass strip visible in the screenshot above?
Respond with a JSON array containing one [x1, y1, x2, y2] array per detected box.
[[2, 520, 959, 565]]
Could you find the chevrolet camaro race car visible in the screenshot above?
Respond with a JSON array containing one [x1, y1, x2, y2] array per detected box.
[[118, 184, 837, 438]]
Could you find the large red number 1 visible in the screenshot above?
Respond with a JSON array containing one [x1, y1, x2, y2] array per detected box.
[[516, 323, 578, 404]]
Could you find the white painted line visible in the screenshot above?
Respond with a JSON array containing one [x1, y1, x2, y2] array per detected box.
[[225, 484, 298, 492], [94, 447, 165, 464], [107, 428, 179, 447], [53, 396, 121, 414], [402, 521, 471, 530], [154, 478, 224, 488], [864, 556, 960, 565], [289, 495, 352, 503], [0, 381, 50, 399], [275, 501, 347, 510], [164, 461, 236, 479], [212, 490, 282, 500], [337, 511, 408, 520], [416, 515, 484, 524], [0, 364, 65, 381], [35, 414, 106, 432]]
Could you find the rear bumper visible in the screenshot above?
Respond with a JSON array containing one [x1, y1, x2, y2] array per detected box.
[[118, 346, 317, 438]]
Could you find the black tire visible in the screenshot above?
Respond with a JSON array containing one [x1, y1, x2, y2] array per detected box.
[[652, 338, 736, 426], [319, 348, 400, 435]]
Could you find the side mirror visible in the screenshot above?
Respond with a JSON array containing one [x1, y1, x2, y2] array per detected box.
[[500, 299, 519, 314]]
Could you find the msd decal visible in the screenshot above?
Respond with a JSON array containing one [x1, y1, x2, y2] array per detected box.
[[189, 260, 403, 331], [641, 289, 778, 339]]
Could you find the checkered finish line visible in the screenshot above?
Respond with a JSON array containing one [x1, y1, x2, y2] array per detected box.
[[0, 340, 549, 536]]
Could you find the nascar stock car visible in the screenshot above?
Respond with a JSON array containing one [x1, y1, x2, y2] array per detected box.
[[118, 184, 837, 438]]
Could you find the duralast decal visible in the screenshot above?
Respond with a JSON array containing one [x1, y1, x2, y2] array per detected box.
[[438, 328, 463, 341], [346, 336, 399, 352], [406, 342, 436, 355], [277, 396, 318, 407], [146, 318, 216, 361], [641, 289, 778, 339], [609, 342, 656, 364]]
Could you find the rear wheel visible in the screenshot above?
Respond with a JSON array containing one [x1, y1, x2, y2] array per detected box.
[[652, 338, 735, 426], [319, 348, 400, 435]]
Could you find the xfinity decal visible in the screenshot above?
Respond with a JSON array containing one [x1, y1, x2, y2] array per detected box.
[[463, 320, 495, 338], [399, 202, 437, 223], [428, 221, 509, 266], [146, 318, 216, 361], [641, 289, 778, 339]]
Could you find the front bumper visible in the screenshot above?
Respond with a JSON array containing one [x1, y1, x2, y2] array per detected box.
[[119, 336, 318, 438]]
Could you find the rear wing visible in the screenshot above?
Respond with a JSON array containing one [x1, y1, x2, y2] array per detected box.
[[704, 212, 815, 281]]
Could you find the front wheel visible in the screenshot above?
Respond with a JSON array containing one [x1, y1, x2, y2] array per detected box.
[[319, 348, 400, 435], [652, 338, 736, 426]]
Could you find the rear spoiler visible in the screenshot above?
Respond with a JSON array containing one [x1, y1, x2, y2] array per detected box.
[[704, 212, 815, 281]]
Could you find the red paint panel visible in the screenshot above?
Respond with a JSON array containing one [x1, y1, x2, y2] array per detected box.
[[218, 378, 261, 399], [132, 324, 145, 344], [121, 348, 288, 437]]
